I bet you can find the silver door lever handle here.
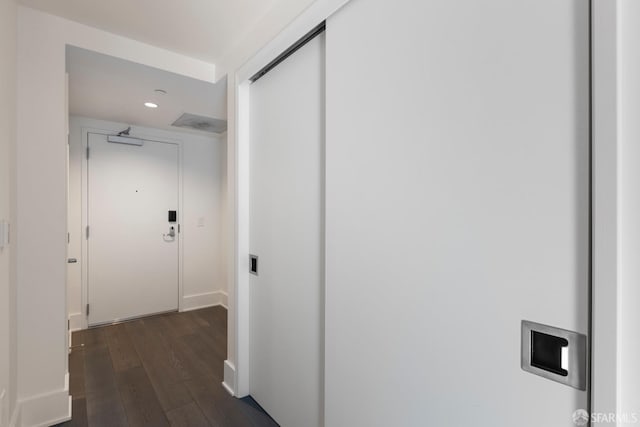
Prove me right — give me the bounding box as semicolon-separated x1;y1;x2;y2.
163;226;176;238
68;258;78;263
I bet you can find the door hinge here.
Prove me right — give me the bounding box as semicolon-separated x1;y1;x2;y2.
86;304;90;316
68;319;70;330
86;147;90;160
178;224;181;233
86;226;89;239
68;232;70;244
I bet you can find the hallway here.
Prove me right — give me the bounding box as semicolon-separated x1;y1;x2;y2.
58;307;277;427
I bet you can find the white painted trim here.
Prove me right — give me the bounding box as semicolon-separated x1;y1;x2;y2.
79;122;185;327
231;0;351;399
178;135;185;313
68;312;84;332
617;0;640;413
219;294;229;309
591;0;620;419
222;360;236;396
17;389;71;427
234;77;251;398
181;291;228;311
221;381;234;397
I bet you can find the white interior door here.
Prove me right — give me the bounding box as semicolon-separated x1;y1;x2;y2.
87;133;179;326
324;0;590;426
249;34;325;427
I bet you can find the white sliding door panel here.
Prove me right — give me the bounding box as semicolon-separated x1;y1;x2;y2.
249;34;325;427
325;1;589;426
87;133;179;325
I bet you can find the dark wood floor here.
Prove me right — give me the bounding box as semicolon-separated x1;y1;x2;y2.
57;307;278;427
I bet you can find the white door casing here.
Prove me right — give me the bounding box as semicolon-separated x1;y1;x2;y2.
87;133;179;326
249;34;325;427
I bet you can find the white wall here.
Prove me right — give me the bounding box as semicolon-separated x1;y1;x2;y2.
618;0;640;416
15;6;220;425
67;116;227;329
0;0;17;426
182;127;228;308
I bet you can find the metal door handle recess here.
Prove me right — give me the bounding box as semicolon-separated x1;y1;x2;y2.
521;320;587;390
249;254;258;275
67;258;78;263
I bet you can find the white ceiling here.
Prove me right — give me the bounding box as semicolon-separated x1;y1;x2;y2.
19;0;279;63
67;46;227;135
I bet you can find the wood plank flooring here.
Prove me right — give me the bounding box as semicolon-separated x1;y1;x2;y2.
57;307;278;427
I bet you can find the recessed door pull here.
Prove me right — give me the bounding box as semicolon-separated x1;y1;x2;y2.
68;258;78;263
249;254;259;275
521;320;587;390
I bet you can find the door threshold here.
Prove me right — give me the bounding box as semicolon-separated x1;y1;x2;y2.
88;309;179;328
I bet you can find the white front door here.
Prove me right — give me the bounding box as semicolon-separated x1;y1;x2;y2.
87;133;179;326
249;34;325;427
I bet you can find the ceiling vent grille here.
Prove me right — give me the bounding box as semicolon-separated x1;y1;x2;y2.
171;113;227;134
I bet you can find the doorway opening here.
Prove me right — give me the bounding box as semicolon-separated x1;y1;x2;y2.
62;45;264;426
65;45;229;329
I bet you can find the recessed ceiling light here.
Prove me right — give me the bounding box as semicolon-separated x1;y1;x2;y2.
144;102;158;108
154;89;167;95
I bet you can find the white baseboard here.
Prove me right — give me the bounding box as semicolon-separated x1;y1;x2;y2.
182;291;228;312
222;360;236;396
17;388;70;427
218;291;228;309
68;312;84;332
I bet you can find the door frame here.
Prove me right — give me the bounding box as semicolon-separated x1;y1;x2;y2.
228;0;351;398
590;0;620;419
78;124;185;329
228;0;628;417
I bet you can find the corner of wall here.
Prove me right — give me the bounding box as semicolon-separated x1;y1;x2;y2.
222;360;236;396
182;291;228;312
16;390;70;427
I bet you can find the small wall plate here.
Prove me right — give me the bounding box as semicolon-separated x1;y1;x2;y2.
521;320;587;390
